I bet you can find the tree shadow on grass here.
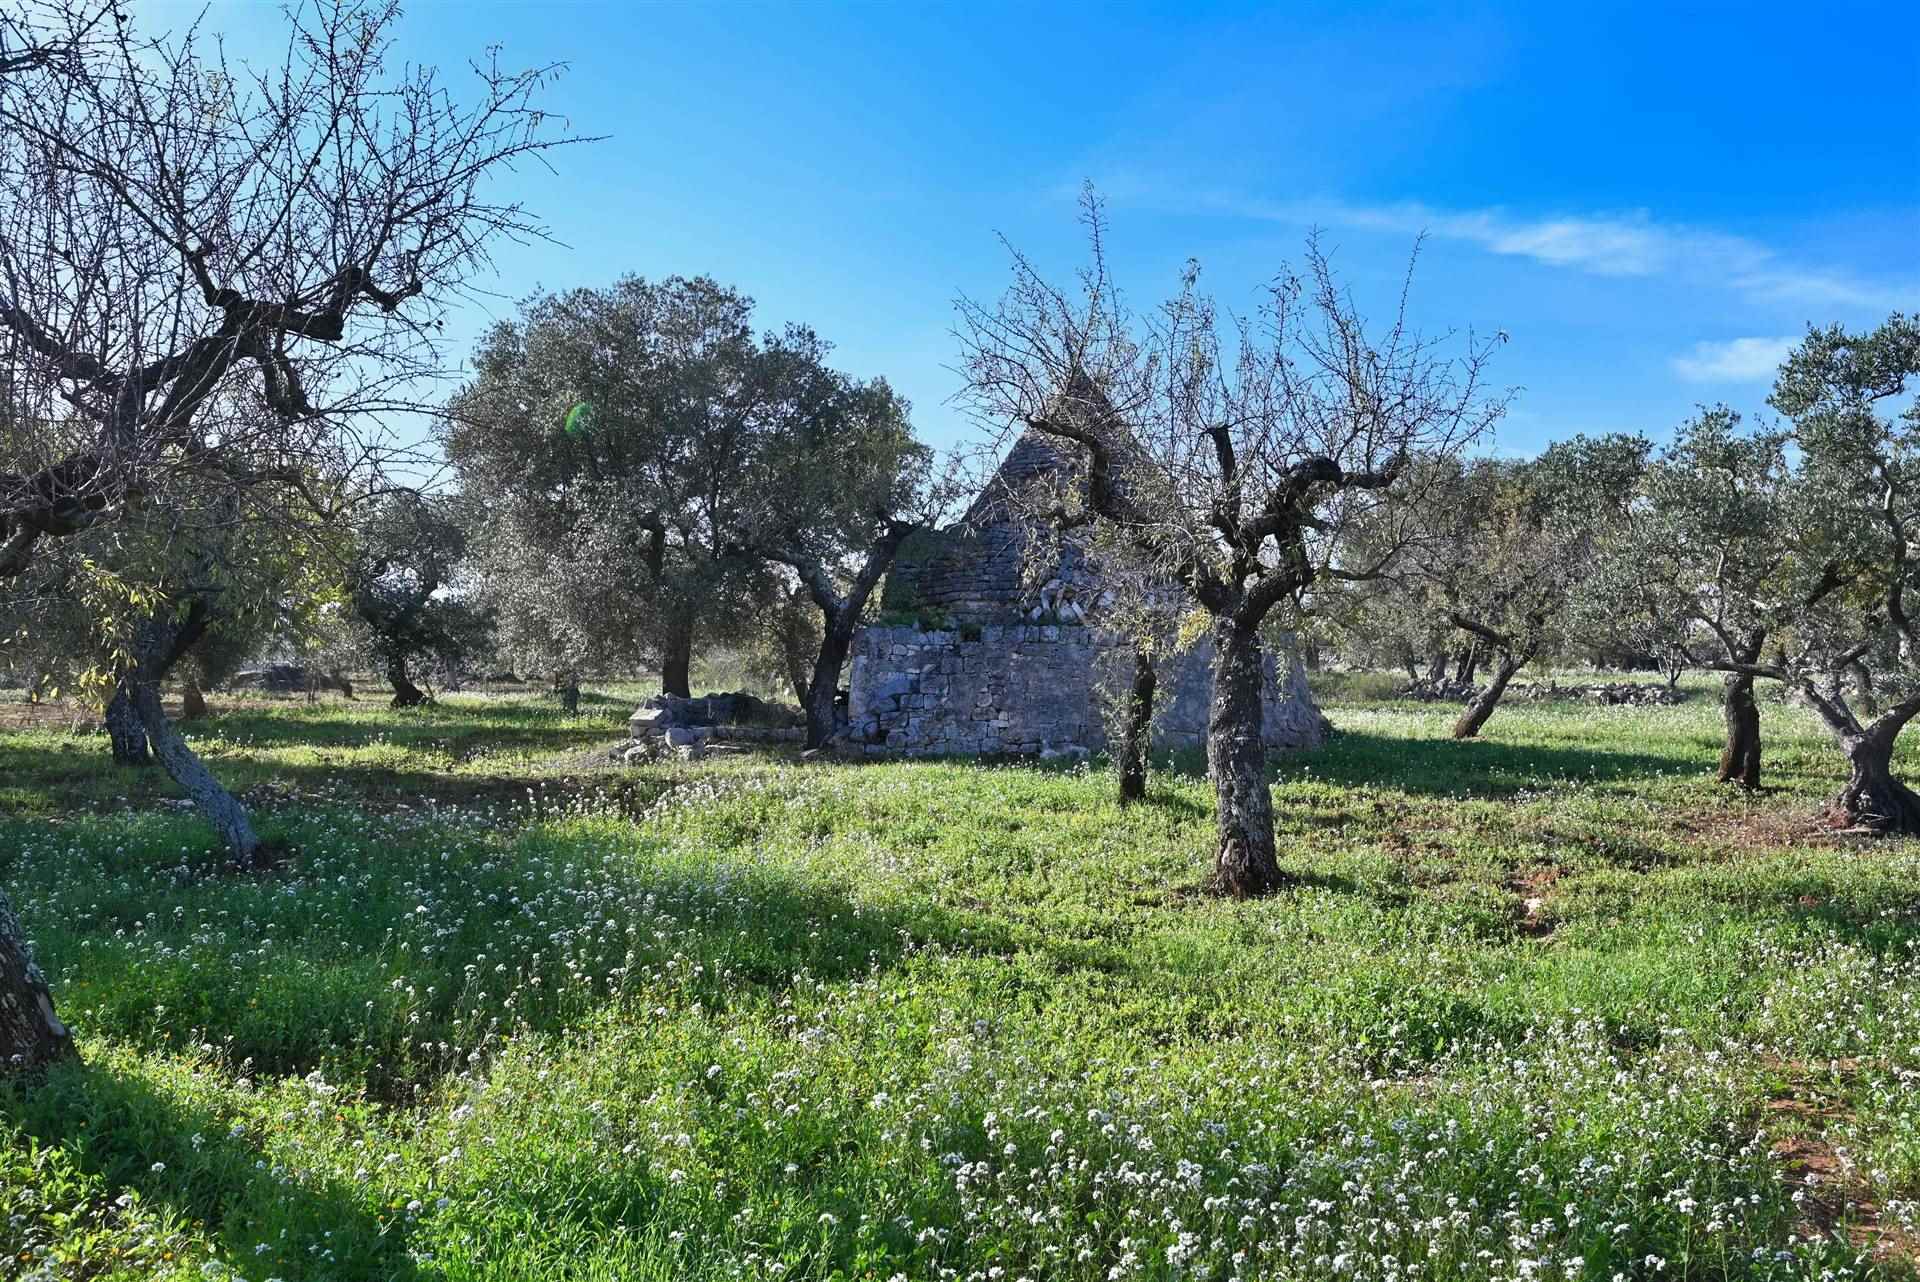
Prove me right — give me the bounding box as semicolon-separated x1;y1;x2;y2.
2;1060;425;1280
34;824;1015;1105
1308;730;1703;798
1136;730;1705;802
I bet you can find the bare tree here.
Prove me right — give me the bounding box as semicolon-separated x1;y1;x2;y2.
956;192;1506;896
0;0;569;828
0;0;571;578
0;0;573;1069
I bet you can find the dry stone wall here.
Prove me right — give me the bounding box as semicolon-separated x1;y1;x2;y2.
847;623;1328;757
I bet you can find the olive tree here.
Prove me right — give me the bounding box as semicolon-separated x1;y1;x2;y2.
446;277;793;697
1611;409;1797;788
1418;435;1648;739
346;491;492;707
1726;316;1920;833
956;196;1506;896
728;370;953;748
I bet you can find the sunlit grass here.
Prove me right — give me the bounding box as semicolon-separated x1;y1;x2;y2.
0;676;1916;1279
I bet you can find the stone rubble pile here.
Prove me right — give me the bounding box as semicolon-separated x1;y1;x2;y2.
1400;678;1686;706
618;690;807;763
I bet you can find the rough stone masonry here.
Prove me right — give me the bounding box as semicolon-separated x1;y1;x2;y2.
841;431;1330;758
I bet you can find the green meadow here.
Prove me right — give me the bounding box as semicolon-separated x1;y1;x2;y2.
1;678;1916;1280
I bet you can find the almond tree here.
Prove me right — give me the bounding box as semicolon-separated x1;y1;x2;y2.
956;194;1505;896
0;0;570;1068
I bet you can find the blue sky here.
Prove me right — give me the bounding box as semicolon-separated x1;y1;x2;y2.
157;0;1918;456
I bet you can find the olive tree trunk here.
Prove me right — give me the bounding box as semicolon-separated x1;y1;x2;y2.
761;520;918;752
1833;722;1920;835
0;888;73;1075
1455;641;1479;686
129;678;264;866
802;625;855;750
387;653;428;707
1451;652;1523;740
1118;647;1157;804
1208;620;1280;897
104;684;149;765
180;676;208;720
660;615;694;700
121;603;265;868
1717;671;1762;789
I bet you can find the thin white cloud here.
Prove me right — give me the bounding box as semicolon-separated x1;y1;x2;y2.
1671;336;1800;382
1179;191;1914;311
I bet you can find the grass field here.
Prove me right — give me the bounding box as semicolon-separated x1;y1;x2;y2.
1;676;1917;1280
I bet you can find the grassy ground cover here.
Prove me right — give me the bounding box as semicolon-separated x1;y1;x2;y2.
0;676;1916;1280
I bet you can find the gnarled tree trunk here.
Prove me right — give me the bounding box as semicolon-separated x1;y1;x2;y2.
1208;620;1280;897
1717;671;1762;789
0;888;74;1075
1451;652;1522;740
1834;725;1920;835
104;684;149;766
180;676;208;720
1455;641;1479;686
123;602;264;868
660;615;694;700
1118;647;1156;804
387;653;428;707
802;625;855;751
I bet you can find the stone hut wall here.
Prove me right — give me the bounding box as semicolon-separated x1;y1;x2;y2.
846;624;1328;757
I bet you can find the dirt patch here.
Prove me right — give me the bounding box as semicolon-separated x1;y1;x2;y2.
1757;1058;1917;1266
1509;866;1562;938
1676;804;1875;855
